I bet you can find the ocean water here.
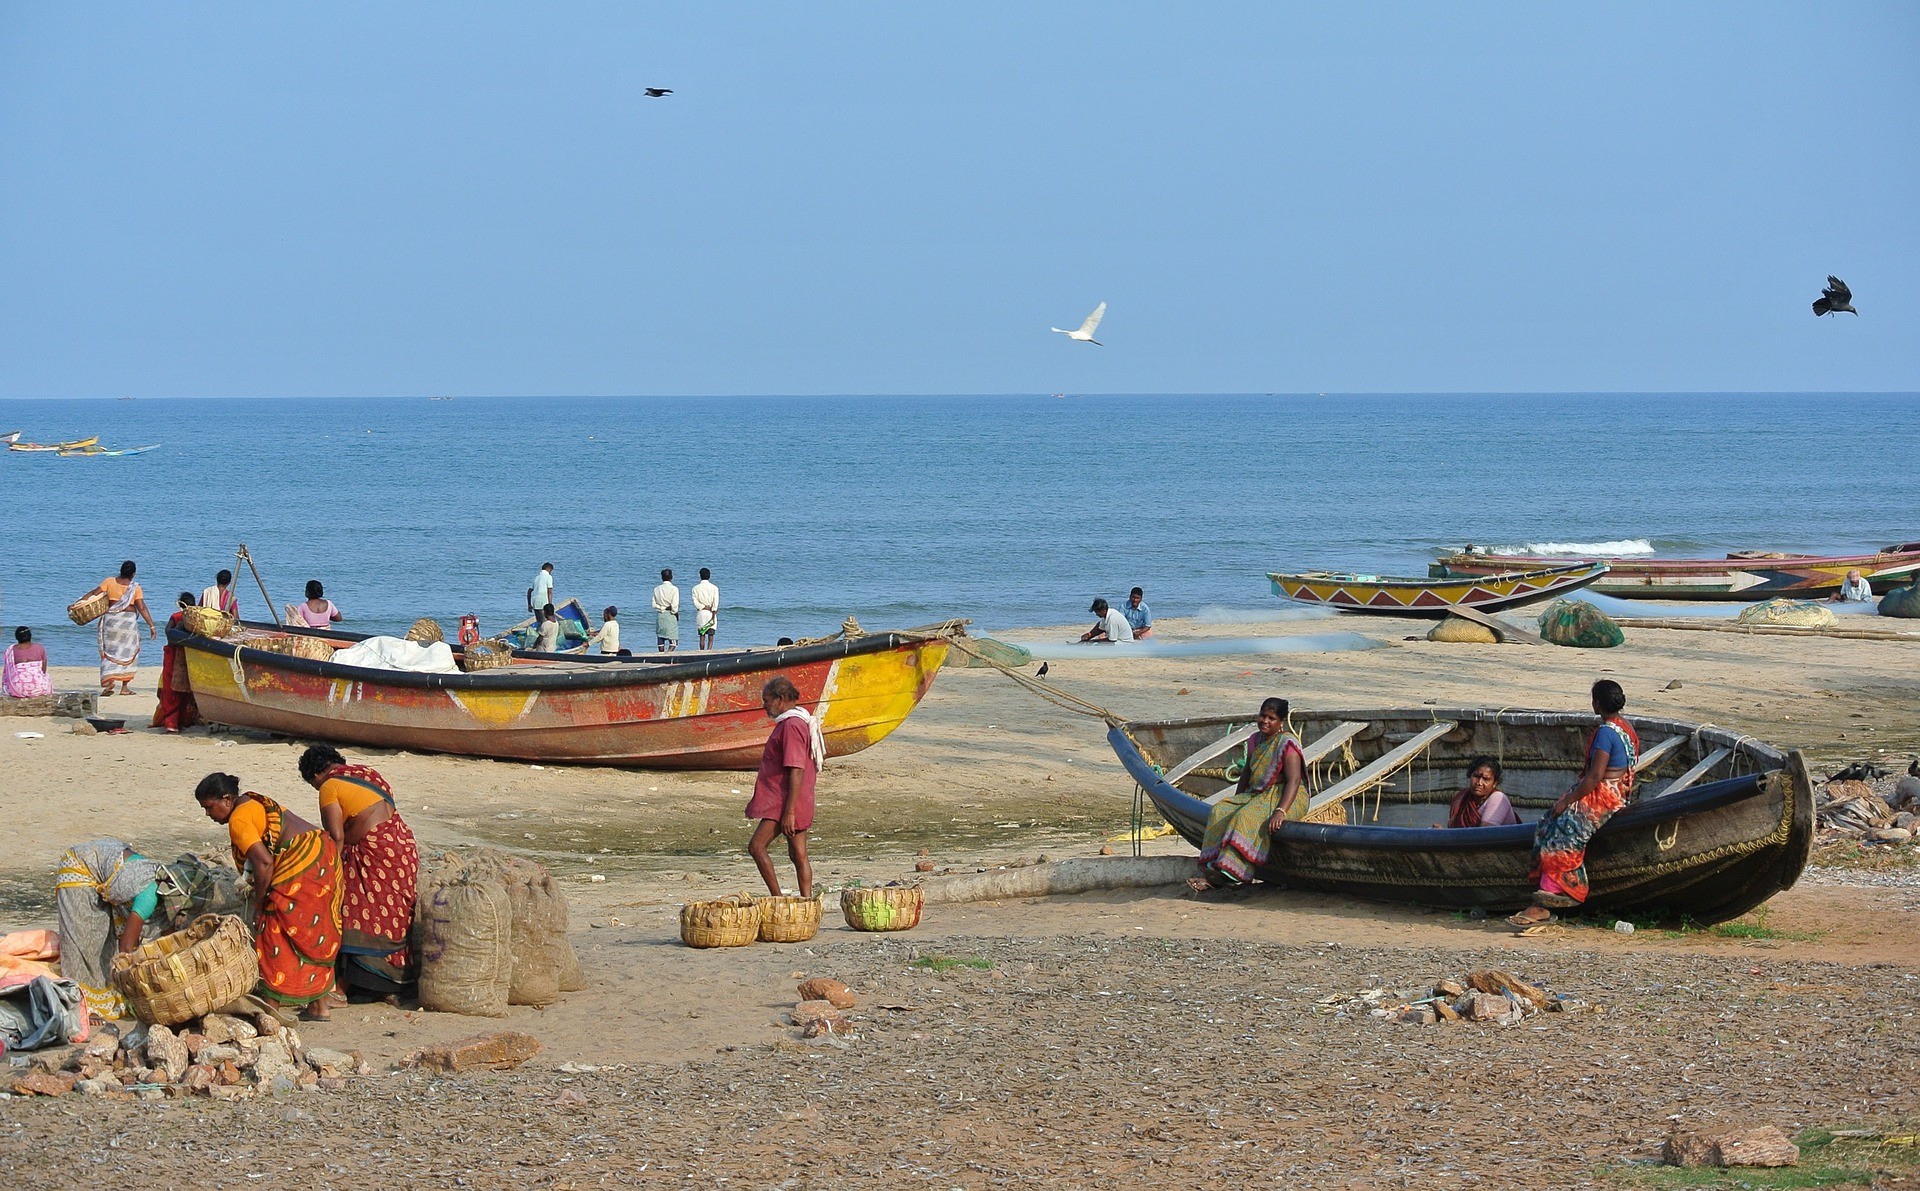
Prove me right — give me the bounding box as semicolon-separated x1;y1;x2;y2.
2;393;1914;662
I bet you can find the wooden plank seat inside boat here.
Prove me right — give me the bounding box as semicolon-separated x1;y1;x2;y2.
1191;721;1368;805
1108;707;1812;923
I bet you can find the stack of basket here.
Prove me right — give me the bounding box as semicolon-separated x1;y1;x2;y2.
182;605;236;638
840;885;923;932
680;895;762;948
108;914;257;1025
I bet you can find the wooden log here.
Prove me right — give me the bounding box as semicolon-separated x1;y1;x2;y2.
1305;721;1456;814
920;856;1196;905
1440;603;1546;646
1608;617;1920;642
0;691;98;719
1201;720;1368;806
1631;734;1687;776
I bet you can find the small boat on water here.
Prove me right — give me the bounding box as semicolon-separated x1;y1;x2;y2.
173;618;960;769
1269;562;1606;616
9;435;98;453
1;431;19;444
504;597;594;652
57;443;160;458
1432;542;1920;601
1109;707;1812;924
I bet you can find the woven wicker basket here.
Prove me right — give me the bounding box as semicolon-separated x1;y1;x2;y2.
181;605;236;638
67;592;110;626
840;886;923;932
406;617;445;644
248;633;336;662
459;639;514;672
753;894;824;943
109;914;256;1025
680;895;762;948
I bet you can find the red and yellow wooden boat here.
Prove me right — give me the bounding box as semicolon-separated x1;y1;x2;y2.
1432;542;1920;601
1269;562;1606;615
173;620;958;769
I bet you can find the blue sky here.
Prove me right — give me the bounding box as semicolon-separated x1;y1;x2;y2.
1;4;1915;397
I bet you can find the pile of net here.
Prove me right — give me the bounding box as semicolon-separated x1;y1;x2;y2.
414;847;585;1016
1537;599;1624;649
1427;616;1499;644
1880;584;1920;619
1735;598;1838;628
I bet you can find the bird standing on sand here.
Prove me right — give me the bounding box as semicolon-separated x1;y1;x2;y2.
1035;663;1049;679
1051;302;1107;345
1812;276;1857;316
644;87;673;98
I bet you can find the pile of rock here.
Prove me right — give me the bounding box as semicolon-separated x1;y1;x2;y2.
787;977;858;1041
1817;773;1919;845
1315;969;1592;1026
6;1010;367;1101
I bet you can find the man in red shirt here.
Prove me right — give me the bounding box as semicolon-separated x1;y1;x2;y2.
745;677;821;897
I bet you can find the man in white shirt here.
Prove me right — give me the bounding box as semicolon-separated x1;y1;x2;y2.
1831;569;1873;602
528;563;555;613
652;569;681;652
1080;598;1133;644
589;605;620;655
691;568;720;649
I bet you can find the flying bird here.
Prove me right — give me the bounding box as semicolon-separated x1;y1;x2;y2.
644;88;673;98
1812;276;1857;316
1051;302;1107;345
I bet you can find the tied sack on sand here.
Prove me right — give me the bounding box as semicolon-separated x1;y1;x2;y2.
1880;583;1920;619
1735;598;1838;628
414;848;584;1016
1537;599;1625;649
464;849;584;1007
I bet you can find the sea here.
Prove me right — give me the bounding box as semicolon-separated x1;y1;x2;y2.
2;393;1915;662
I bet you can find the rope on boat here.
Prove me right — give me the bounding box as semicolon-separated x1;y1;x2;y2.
923;630;1133;728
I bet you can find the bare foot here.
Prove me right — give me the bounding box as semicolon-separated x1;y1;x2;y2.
300;1006;330;1022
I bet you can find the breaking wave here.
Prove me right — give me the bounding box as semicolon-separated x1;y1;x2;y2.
1489;539;1656;557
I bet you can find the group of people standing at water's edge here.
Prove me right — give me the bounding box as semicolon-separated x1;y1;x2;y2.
526;562;720;654
1192;680;1637;931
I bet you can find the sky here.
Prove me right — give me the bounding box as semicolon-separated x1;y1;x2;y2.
0;4;1915;397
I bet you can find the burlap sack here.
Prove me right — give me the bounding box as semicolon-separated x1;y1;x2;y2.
415;856;513;1017
1427;616;1498;644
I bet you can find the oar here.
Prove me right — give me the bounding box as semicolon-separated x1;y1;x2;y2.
236;544;283;627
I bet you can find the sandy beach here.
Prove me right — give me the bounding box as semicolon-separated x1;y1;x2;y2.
3;611;1918;1186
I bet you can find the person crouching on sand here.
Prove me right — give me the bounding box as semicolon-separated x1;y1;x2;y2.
746;677;822;897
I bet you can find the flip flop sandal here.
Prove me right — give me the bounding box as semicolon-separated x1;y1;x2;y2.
1506;910;1557;929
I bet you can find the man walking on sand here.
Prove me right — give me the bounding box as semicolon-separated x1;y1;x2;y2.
746;677;820;897
691;567;719;650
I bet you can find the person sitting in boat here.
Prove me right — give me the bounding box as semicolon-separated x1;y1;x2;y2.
1187;697;1306;892
1509;680;1637;929
1079;598;1133;644
533;603;561;652
287;580;343;628
1441;756;1520;828
588;605;620;655
200;569;239;617
2;626;51;698
1830;569;1873;602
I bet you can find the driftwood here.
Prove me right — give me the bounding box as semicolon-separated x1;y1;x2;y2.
920;856;1195;905
1609;616;1920;642
0;691;99;719
1441;604;1546;646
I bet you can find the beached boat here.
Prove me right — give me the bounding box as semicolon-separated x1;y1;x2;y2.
1269;562;1605;615
171;619;958;769
9;435;98;453
1432;543;1920;601
1109;707;1811;924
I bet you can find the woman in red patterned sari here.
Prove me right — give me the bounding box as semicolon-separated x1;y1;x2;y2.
151;593;200;734
299;745;418;1000
194;772;343;1019
1509;681;1638;929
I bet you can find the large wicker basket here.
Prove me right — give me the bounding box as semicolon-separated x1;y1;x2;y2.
246;633;336;662
753;894;824;943
459;639;514;672
406;617;444;644
680;895;762;948
840;886;924;933
181;605;235;638
110;914;256;1025
67;592;110;626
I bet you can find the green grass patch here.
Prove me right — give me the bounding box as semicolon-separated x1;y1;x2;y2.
910;953;994;973
1606;1127;1920;1188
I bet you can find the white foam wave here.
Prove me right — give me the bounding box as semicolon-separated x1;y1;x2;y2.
1489;539;1656;557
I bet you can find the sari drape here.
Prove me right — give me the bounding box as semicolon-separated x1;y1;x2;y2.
1530;717;1639;904
233;795;343;1007
152;612;199;731
1196;730;1305;887
318;764;418;993
97;581;141;683
55;841;161;1019
2;644;52;698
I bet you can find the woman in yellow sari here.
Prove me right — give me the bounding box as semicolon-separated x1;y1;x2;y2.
1189;697;1306;892
194;772;343;1020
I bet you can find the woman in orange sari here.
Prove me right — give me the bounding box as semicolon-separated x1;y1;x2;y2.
152;593;200;734
194;772;343;1019
299;745;417;999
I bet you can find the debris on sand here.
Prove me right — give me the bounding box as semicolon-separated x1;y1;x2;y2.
1313;968;1595;1026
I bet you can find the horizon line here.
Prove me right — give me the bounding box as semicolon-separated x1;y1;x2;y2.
2;390;1917;402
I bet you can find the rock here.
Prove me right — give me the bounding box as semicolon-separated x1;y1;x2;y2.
1889;776;1920;811
216;1061;244;1086
1466;991;1518;1023
409;1031;543;1074
181;1032;208;1060
11;1071;78;1096
71;720;98;736
1434;999;1461;1022
1663;679;1683;690
1466;969;1551;1011
1869;827;1913;843
790;999;845;1027
201;1013;259;1044
1893;812;1917;831
83;1031;122;1061
1824;779;1875;804
915;859;937;871
317;1076;347;1092
249;1034;303;1092
1665;1125;1800;1168
1432;978;1466;999
1395;1005;1438;1025
198;1043;241;1066
797;978;856;1009
145;1024;190;1083
208;1083;251;1101
75;1077;120;1097
302;1047;360;1079
27;1045;80;1074
254;1012;283;1037
182;1064;217;1092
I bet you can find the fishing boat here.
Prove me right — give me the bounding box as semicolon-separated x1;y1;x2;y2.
9;435;98;453
57;443;160;458
171;619;959;769
1269;562;1606;615
1109;707;1812;924
1;431;19;444
1432;543;1920;601
504;597;594;652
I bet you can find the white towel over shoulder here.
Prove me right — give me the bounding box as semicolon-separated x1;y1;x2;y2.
774;706;826;770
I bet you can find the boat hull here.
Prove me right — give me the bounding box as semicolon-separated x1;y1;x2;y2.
1269;563;1605;616
1432;547;1920;600
177;623;951;769
1109;708;1812;924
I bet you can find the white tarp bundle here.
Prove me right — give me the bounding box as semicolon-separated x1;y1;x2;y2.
330;636;460;674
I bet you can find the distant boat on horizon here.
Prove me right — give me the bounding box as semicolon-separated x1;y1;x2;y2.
429;395;454;401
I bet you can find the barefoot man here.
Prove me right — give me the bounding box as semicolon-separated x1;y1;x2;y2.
746;677;823;897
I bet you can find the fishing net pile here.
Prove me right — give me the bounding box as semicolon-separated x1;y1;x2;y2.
1735;599;1838;628
1537;599;1624;648
1880;584;1920;619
